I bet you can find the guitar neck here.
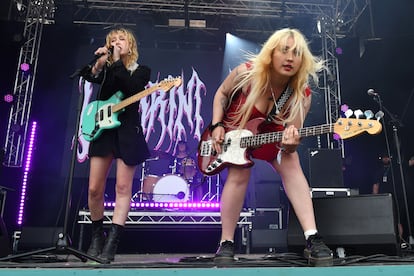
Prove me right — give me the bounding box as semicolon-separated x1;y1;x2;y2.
112;85;160;113
241;123;334;148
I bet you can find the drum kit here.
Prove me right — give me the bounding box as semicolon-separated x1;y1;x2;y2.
132;150;220;203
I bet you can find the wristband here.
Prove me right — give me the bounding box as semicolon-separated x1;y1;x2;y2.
209;122;225;132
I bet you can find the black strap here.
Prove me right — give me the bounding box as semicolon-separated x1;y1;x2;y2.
266;86;293;122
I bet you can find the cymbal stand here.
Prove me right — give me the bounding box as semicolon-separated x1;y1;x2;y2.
171;158;178;174
131;161;146;202
201;174;220;202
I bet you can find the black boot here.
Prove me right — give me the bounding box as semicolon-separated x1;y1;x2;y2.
87;219;105;257
100;223;124;263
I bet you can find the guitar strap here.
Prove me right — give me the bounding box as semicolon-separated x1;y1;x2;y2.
266;85;293;122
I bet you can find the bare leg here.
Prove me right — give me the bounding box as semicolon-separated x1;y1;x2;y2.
272;152;316;232
88;156;113;221
273;152;333;266
112;158;137;226
219;167;251;241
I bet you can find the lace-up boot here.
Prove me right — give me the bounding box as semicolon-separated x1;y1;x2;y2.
214;240;235;264
304;233;333;267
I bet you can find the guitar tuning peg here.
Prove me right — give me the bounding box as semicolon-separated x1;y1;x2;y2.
344;109;353;118
364;110;374;119
375;111;384;120
354;109;363;119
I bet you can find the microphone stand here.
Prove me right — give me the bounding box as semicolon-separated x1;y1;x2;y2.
0;64;105;263
372;94;413;245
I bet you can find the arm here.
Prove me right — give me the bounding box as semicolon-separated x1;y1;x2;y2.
282;92;312;153
211;63;247;125
211;63;247;153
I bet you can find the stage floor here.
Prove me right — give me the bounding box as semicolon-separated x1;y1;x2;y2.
0;251;414;276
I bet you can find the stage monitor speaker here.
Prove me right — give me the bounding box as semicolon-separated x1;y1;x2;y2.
250;208;287;253
287;194;400;256
252;181;283;208
0;217;10;257
308;148;343;188
18;227;63;251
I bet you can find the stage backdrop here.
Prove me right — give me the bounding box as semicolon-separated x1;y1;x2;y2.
60;32;330;205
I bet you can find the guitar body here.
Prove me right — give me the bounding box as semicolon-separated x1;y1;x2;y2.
198;118;266;175
81;91;124;142
81;77;182;142
198;115;383;176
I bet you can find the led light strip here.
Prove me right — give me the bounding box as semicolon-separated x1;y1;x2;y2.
17;121;37;225
104;201;220;210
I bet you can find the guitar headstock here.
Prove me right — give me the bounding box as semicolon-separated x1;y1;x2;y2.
333;109;383;139
158;76;182;91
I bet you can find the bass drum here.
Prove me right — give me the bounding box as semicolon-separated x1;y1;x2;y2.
152;175;189;202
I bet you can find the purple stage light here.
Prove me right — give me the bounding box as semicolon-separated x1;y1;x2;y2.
4;94;13;103
20;62;30;72
17;121;37;225
104;201;220;210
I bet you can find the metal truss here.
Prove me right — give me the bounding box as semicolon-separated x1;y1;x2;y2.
78;210;253;227
71;0;370;35
78;209;253;251
317;1;370;150
3;0;56;167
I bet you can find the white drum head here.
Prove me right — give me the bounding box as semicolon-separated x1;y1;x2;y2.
152;175;189;202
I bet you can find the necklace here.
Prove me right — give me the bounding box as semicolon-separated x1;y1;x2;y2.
271;87;280;115
270;86;293;116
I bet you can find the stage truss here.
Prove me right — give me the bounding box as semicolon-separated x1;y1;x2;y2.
77;209;254;252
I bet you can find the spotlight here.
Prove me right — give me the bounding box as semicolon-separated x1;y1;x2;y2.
16;0;23;12
316;20;322;34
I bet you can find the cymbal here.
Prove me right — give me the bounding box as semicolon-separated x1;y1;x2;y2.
148;150;172;159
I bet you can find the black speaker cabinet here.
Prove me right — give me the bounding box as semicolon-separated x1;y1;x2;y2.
250;208;287;253
308;148;344;188
288;194;400;256
0;217;10;257
18;227;63;251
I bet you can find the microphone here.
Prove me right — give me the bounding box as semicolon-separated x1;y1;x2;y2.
367;89;378;96
69;46;113;79
94;46;114;59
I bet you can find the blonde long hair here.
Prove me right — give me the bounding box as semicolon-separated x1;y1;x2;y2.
105;27;139;70
229;28;324;129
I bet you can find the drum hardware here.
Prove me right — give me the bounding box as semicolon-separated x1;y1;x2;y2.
201;174;221;202
145;156;159;162
171;158;178;174
131;160;148;202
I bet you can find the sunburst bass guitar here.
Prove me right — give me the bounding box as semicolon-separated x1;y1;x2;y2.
198;116;382;175
81;77;182;142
